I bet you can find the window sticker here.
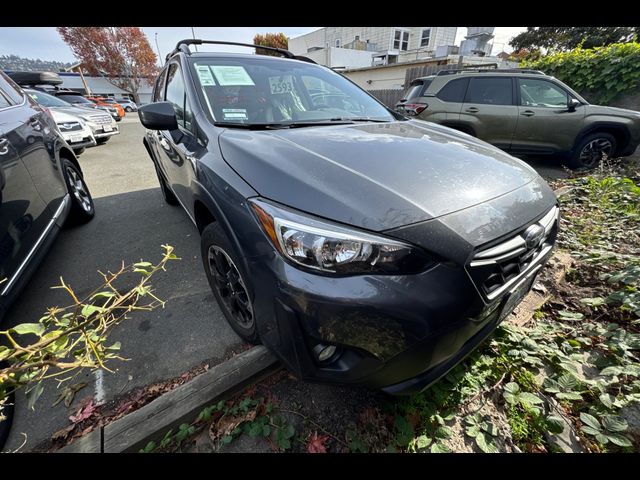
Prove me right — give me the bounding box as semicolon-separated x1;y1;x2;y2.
195;65;216;86
269;75;294;95
222;108;248;120
210;66;255;86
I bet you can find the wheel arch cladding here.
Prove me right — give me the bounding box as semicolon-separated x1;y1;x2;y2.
59;147;82;175
194;199;216;234
576;124;630;154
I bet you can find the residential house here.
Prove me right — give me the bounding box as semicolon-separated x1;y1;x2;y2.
289;27;458;68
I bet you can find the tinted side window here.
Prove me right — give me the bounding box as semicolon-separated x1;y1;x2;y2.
465;77;513;105
153;68;168;102
165;63;194;132
0;72;24;105
437;78;469;103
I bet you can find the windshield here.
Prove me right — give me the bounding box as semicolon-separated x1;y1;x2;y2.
189;56;394;126
25;89;72;108
57;94;93;105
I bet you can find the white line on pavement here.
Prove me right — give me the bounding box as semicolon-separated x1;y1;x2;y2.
94;369;105;404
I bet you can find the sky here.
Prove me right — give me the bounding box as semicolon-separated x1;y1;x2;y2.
0;27;527;64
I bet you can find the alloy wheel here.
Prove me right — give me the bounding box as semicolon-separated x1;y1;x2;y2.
66;166;92;213
207;245;254;329
579;138;613;168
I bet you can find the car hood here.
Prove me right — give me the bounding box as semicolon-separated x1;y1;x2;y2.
52;105;104;119
49;110;81;123
219;120;541;231
585;104;640;118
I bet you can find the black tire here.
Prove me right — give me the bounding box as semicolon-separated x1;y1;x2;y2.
61;157;95;225
201;222;259;344
565;132;617;170
125;107;133;112
73;147;85;156
154;164;179;205
96;137;110;145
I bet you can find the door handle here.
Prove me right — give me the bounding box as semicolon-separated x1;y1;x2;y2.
521;110;535;117
465;107;479;113
0;138;9;155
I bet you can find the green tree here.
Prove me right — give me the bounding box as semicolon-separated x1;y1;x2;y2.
510;27;640;53
253;32;289;56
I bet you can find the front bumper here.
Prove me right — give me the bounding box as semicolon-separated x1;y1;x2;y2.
87;123;120;139
250;228;556;395
60;129;96;150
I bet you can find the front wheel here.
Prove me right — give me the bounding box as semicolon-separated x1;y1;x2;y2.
566;133;617;170
62;157;95;225
125;107;133;112
96;137;110;145
201;222;259;344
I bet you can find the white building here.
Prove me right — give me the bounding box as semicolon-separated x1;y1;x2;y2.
289;27;458;68
459;27;495;56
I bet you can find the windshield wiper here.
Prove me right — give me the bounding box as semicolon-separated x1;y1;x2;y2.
214;118;391;130
214;120;355;130
328;117;390;123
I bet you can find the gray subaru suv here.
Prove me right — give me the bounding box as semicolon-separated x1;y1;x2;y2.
396;68;640;169
139;40;559;395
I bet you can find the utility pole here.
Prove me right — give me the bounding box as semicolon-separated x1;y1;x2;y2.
191;27;198;51
155;32;163;66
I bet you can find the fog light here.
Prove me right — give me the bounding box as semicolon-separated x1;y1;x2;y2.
313;344;337;363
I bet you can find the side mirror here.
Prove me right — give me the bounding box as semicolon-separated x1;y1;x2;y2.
139;102;178;131
567;98;581;112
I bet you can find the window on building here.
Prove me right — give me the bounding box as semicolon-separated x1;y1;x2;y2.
335;38;341;48
465;77;513;105
393;30;409;51
420;29;431;47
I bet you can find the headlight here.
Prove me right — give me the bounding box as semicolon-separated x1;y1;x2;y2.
58;122;77;130
249;198;433;275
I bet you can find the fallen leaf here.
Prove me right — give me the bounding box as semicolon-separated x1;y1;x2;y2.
306;431;329;453
69;400;99;424
53;382;88;408
209;409;257;446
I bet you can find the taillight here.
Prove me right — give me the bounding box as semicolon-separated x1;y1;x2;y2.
403;103;428;116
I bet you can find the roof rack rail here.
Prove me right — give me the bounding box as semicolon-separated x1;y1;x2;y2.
166;39;303;62
435;66;545;77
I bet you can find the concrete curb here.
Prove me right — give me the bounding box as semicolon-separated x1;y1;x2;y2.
58;346;279;453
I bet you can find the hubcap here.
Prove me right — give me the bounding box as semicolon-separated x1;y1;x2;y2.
66;166;92;212
207;246;254;329
579;138;613;168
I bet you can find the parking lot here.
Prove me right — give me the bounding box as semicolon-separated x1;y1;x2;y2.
2;114;570;451
3;115;245;451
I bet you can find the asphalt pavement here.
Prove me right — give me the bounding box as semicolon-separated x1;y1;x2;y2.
3;115;243;451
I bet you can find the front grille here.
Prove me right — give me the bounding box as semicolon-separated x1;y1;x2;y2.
467;206;559;300
89;114;112;125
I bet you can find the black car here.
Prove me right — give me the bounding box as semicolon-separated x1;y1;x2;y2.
0;71;95;320
139;40;558;395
